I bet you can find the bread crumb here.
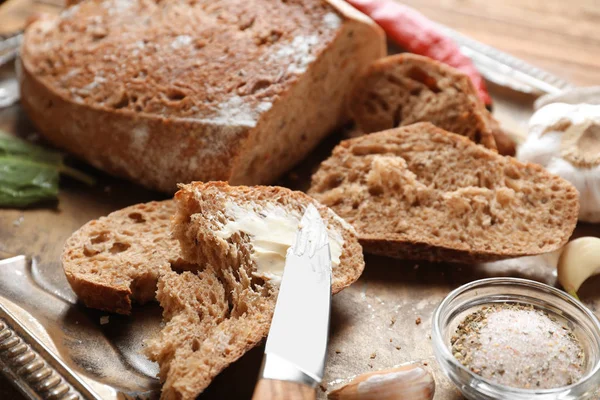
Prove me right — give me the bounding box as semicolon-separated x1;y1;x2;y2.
395;345;401;350
323;12;342;29
416;317;422;325
319;383;327;392
370;352;376;359
171;35;192;49
100;316;109;325
390;316;396;326
423;362;428;366
335;349;341;354
389;338;393;342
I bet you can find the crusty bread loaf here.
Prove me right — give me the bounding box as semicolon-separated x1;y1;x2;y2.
62;200;189;314
20;0;385;193
309;123;579;263
145;182;364;400
348;54;515;155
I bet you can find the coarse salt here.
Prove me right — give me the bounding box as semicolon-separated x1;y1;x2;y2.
452;304;584;389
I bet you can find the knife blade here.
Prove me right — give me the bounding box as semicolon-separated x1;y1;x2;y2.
252;204;332;400
436;25;575;96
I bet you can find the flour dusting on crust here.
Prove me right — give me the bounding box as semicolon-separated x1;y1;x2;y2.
272;35;320;75
199;96;272;128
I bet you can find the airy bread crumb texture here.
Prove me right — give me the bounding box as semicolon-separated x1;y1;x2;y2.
309;123;579;263
145;182;364;400
62;200;190;315
349;54;503;152
145;267;272;400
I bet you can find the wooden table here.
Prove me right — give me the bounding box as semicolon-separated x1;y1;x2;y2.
401;0;600;87
1;1;599;399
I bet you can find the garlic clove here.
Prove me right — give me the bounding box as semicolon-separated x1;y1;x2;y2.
557;236;600;298
327;364;435;400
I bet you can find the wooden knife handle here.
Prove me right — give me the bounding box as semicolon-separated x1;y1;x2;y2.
252;378;316;400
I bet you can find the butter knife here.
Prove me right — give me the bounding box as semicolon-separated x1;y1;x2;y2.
252;204;332;400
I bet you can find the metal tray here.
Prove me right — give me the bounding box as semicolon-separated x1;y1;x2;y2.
0;254;161;399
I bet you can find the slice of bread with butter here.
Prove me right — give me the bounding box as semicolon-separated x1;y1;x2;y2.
171;182;358;286
62;182;364;399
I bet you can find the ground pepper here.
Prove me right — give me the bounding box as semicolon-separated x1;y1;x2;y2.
451;303;584;389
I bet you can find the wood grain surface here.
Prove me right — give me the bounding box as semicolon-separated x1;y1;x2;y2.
0;1;599;400
400;0;600;87
0;0;61;34
252;379;316;400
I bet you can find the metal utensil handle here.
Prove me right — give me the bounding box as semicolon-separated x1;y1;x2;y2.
0;257;102;400
438;25;575;95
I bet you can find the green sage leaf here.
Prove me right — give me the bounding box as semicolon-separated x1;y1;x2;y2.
0;130;94;208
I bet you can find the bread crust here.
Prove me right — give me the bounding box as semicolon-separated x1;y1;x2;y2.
62;200;184;315
349;54;517;155
309;122;580;263
20;0;385;193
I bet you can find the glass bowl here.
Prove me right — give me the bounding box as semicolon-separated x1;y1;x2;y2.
432;277;600;400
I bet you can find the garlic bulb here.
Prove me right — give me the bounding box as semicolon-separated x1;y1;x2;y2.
517;103;600;222
328;364;435;400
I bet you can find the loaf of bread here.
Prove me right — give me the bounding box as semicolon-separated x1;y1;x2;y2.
348;54;516;155
20;0;385;192
309;123;579;263
146;182;364;400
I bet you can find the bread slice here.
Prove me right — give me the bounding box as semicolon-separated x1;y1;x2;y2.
62;200;191;314
19;0;385;193
348;54;516;155
145;182;364;400
308;123;579;263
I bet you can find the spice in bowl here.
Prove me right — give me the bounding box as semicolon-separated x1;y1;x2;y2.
451;303;584;389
